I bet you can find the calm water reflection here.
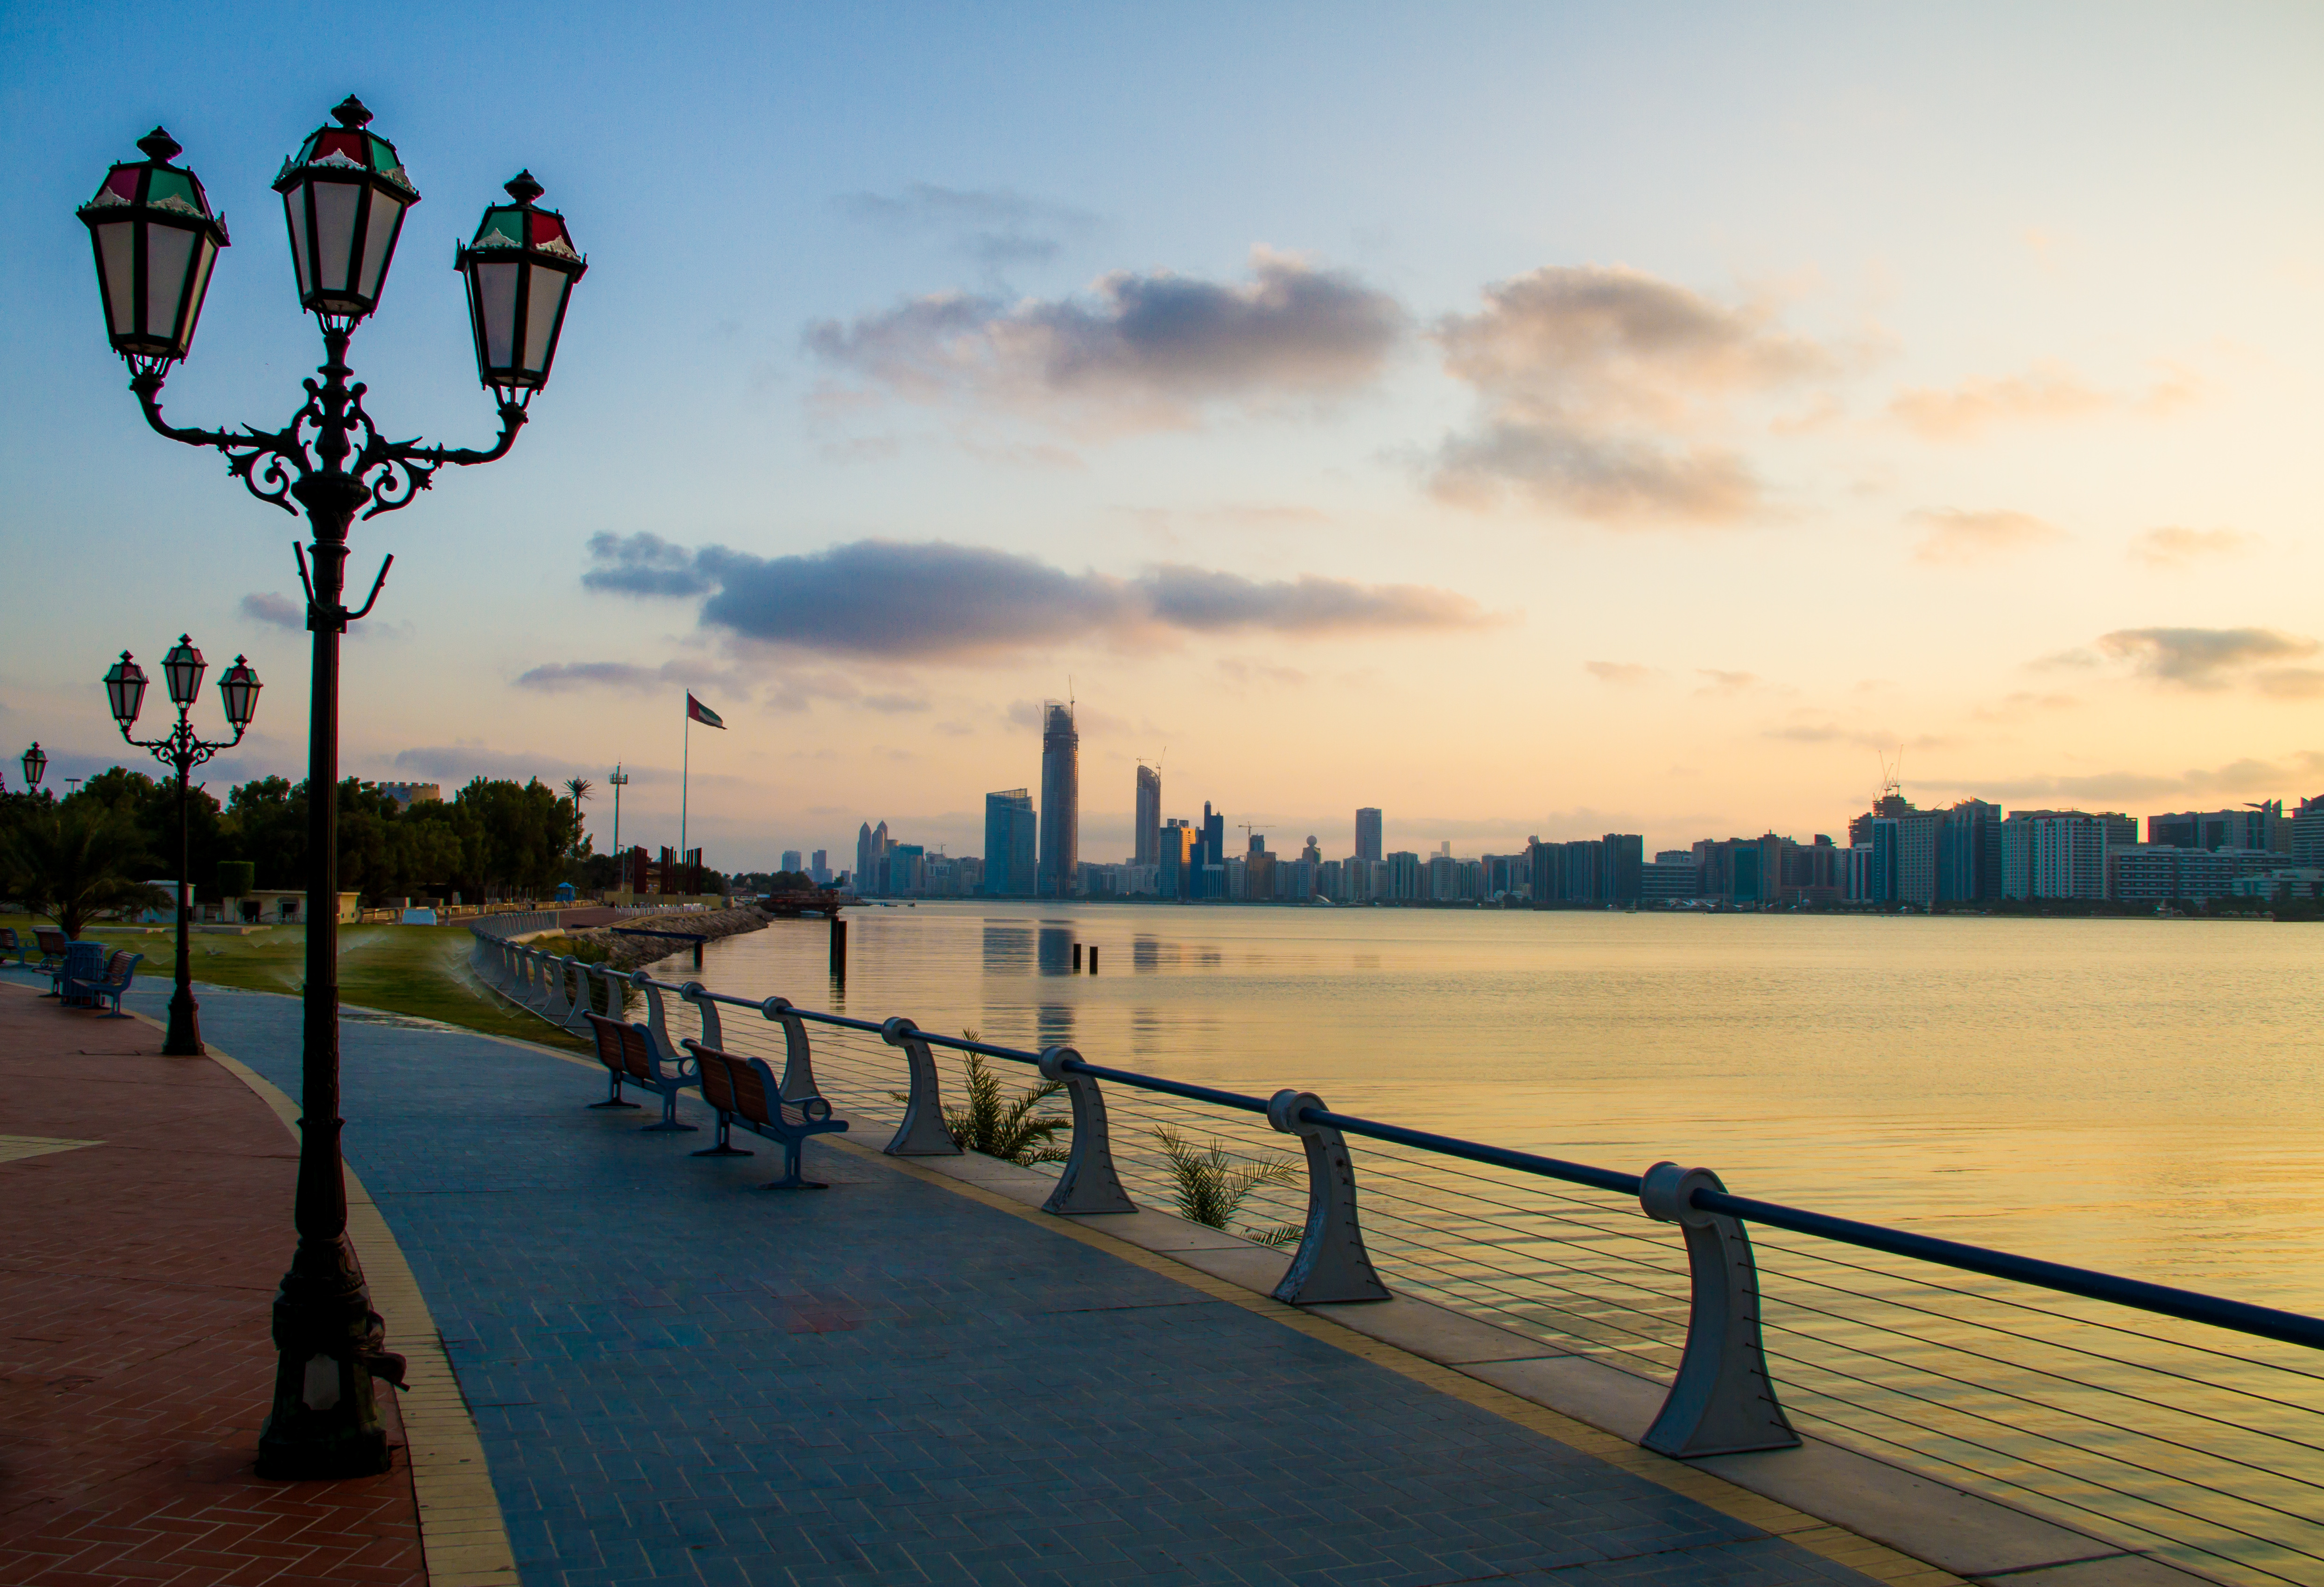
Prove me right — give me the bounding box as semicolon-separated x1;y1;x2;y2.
688;901;2324;1311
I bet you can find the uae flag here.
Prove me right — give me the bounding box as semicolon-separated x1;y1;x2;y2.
686;693;725;729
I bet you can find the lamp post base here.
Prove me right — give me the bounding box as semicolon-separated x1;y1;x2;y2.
254;1233;395;1480
162;986;204;1057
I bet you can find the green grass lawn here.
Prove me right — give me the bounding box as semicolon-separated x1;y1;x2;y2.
4;915;580;1049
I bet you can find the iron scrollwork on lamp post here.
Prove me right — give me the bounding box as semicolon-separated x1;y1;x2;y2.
105;639;259;1058
77;97;586;1480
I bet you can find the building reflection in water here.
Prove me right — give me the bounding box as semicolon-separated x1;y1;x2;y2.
982;924;1033;975
1036;925;1073;976
1036;1001;1074;1051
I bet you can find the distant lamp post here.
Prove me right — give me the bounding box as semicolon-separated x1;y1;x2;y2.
79;97;585;1481
609;765;629;896
106;639;259;1057
21;743;47;789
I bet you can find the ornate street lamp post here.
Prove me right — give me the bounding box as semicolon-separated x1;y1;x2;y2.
21;743;47;789
78;98;585;1480
105;639;260;1056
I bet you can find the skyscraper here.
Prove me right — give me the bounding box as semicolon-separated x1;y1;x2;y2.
983;789;1037;896
1038;701;1078;898
781;849;803;874
1134;763;1162;867
1355;807;1382;863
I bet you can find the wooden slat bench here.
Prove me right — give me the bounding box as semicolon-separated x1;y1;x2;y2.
683;1038;848;1190
581;1011;698;1132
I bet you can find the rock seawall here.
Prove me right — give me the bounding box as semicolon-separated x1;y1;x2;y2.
562;906;770;973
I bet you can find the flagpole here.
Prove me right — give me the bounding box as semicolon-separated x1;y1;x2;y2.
680;705;690;895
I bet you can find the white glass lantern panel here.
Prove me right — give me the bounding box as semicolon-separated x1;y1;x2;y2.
145;226;195;343
357;187;401;302
182;237;218;347
313;181;359;295
522;264;568;374
99;222;136;338
474;261;518;367
282;190;312;299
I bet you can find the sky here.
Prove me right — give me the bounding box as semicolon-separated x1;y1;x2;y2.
5;2;2324;869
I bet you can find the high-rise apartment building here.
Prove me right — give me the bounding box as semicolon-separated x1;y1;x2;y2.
809;850;830;884
2148;802;2289;853
983;789;1037;896
2000;810;2136;899
1134;763;1162;868
781;849;803;874
855;821;892;895
1354;808;1383;863
2294;796;2324;868
1038;701;1078;898
1158;820;1195;899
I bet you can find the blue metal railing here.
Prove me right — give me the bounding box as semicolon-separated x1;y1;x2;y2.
471;934;2324;1586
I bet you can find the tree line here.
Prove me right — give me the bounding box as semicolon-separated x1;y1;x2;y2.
0;769;592;932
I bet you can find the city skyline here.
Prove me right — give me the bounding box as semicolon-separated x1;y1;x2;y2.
9;7;2324;871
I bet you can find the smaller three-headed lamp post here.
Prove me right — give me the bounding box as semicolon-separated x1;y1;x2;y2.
78;97;585;1480
105;639;260;1056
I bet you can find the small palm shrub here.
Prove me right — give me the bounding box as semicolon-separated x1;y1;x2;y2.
1152;1126;1303;1247
945;1052;1071;1164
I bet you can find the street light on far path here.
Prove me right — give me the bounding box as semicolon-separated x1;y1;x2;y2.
106;637;260;1057
79;96;586;1481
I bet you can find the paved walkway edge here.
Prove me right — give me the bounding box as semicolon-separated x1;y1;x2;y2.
155;1014;521;1587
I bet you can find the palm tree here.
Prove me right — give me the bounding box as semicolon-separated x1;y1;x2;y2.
1151;1126;1303;1247
943;1044;1071;1165
562;777;592;863
1;802;165;939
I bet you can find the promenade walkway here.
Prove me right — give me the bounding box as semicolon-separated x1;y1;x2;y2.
0;981;426;1587
25;973;1936;1586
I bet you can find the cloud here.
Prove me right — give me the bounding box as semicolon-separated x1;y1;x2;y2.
2128;526;2261;569
1218;657;1309;688
1889;362;2205;440
1975;751;2324;804
2095;627;2320;689
512;658;734;694
1888;365;2108;439
1972;691;2081;722
1695;669;1761;695
239;592;304;631
1429;264;1841;523
1583;660;1659;686
1763;721;1953;751
860;692;930;713
585;536;1489;662
833;182;1099;270
805;247;1406;430
579;533;713;598
1908;508;2068;566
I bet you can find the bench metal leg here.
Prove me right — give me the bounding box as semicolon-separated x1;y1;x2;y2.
691;1111;754;1157
640;1086;698;1132
760;1135;827;1191
588;1072;641;1109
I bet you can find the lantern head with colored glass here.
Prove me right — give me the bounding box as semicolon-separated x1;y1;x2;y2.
21;743;47;789
218;656;263;732
274;96;419;325
162;635;207;708
106;652;150;730
77;128;232;378
456;172;586;403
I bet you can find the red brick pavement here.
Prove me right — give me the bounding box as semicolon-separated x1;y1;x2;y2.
0;982;426;1587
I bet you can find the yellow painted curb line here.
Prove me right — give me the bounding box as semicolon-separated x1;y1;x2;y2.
127;1009;521;1587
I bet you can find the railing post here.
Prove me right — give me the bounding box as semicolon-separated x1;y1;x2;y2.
631;972;679;1064
761;997;820;1101
558;956;592;1030
540;953;572;1024
680;981;722;1050
880;1016;959;1156
1638;1161;1799;1457
1036;1046;1134;1214
1267;1090;1389;1305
